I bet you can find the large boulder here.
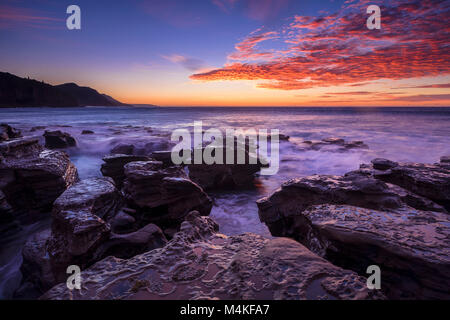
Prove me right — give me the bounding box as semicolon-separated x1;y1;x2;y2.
43;130;76;149
257;159;450;299
47;177;121;279
0;124;22;142
110;144;134;155
0;138;78;220
41;212;384;300
101;154;151;188
187;140;264;190
188;162;263;190
123;161;212;228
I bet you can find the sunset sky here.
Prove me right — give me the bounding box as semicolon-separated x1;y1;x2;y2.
0;0;449;106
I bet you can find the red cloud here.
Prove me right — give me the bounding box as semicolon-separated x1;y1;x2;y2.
193;0;450;90
228;31;278;61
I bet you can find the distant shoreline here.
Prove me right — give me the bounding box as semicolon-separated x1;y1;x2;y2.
1;105;449;109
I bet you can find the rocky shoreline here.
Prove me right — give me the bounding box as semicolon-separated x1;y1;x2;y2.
0;123;449;300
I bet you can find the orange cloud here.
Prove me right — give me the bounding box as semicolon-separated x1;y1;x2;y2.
192;0;450;91
228;30;278;61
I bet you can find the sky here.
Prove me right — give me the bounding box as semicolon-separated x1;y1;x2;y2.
0;0;449;106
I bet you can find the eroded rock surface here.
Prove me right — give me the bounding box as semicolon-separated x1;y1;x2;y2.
257;158;450;299
296;204;450;299
41;212;384;300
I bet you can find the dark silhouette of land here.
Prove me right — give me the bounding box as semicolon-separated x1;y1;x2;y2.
0;72;128;107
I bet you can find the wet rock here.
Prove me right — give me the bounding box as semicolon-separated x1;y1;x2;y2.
110;209;136;233
371;158;398;170
187;142;264;190
263;132;290;141
110;144;134;155
150;151;174;167
342;140;368;150
101;154;152;188
0;124;22;142
299;137;368;152
95;223;167;260
42;212;384;300
43;130;76;149
361;160;450;211
322;137;345;145
81;130;94;135
21;230;55;292
0;145;78;219
188;163;263;190
43;178;121;284
52;177;122;221
30;126;47;132
123;161;212;228
441;156;450;164
0;137;43;158
139;140;175;155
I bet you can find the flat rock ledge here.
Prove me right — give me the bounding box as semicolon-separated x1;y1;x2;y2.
41;212;384;300
257;158;450;299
